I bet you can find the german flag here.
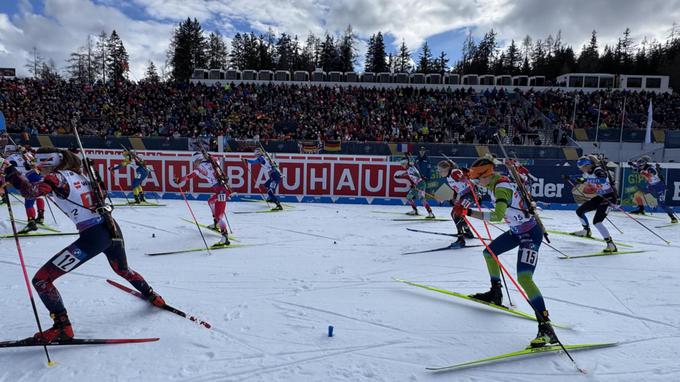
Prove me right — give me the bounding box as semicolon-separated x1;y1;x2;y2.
323;140;342;152
299;140;321;154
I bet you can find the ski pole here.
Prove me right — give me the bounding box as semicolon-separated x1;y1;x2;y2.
465;181;515;307
110;169;131;204
3;191;55;366
462;214;583;373
44;196;58;225
487;221;570;258
605;216;624;235
613;206;670;245
177;184;212;255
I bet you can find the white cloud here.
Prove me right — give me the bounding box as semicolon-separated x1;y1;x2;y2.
1;0;679;79
0;0;172;79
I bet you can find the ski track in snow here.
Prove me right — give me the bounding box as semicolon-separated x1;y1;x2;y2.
1;200;680;381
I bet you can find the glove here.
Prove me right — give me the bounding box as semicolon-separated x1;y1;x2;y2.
583;183;597;194
453;202;469;217
575;177;585;184
3;161;18;178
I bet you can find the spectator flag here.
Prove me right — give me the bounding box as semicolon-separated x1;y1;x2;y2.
644;100;653;144
323;140;342;152
299;140;321;154
0;111;5;133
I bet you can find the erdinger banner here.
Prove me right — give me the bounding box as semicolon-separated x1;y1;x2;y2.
87;150;413;204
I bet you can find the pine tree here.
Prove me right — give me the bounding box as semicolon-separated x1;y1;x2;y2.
243;33;260;70
257;33;274;70
66;51;88;82
434;51;448;74
459;29;476;74
107;30;129;83
299;33;319;71
319;34;339;72
95;31;109;81
66;36;95;83
24;46;43;79
577;30;600;72
364;34;375;72
599;45;617;73
66;35;96;83
531;39;547;75
144;61;161;82
395;39;412;73
229;33;245;70
207;31;228;69
470;29;497;74
290;35;302;71
371;32;388;73
338;25;357;72
505;40;520;75
521;35;532;62
169;18;207;81
41;58;61;81
416;41;433;73
275;33;294;71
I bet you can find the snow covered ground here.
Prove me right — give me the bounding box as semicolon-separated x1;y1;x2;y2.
1;199;679;381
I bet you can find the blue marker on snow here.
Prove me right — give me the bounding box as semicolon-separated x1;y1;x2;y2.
328;325;334;337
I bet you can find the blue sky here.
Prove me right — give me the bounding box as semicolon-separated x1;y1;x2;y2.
1;0;678;79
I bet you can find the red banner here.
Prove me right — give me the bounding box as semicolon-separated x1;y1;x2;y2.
86;150;406;200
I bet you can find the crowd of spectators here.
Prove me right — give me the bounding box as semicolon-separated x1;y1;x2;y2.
0;78;544;145
526;89;680;136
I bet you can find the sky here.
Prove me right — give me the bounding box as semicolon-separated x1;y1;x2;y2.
1;0;679;80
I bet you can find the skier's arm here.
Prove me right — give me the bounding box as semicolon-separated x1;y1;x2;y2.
466;186;511;223
5;169;62;199
111;158;131;171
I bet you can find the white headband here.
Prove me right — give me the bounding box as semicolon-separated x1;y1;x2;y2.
35;152;62;167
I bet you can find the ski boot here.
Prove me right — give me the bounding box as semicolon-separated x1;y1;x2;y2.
36;210;45;225
670;214;678;224
603;237;617;253
207;219;218;231
406;209;419;216
214;232;230;247
133;194;141;204
630;206;645;215
529;314;558;348
570;225;591;238
271;202;283;211
425;211;436;219
145;290;166;307
18;218;38;234
469;281;503;306
139;192;147;203
35;311;74;344
448;237;466;249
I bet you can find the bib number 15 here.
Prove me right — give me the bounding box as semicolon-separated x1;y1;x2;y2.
520;248;538;266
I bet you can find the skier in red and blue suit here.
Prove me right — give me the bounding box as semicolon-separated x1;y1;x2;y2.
2;147;164;344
